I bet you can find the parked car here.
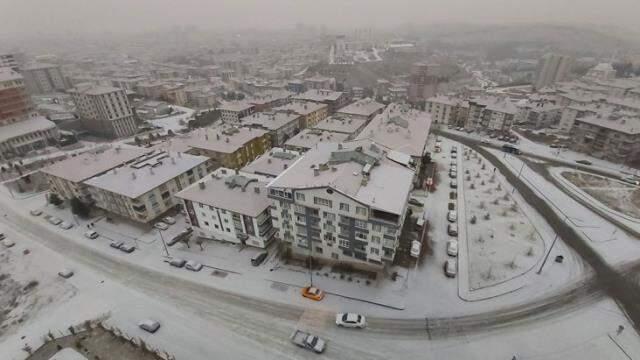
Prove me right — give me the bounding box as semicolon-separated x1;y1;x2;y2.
58;269;74;279
576;159;592;165
450;180;458;189
444;259;458;278
167;227;192;246
2;239;15;248
138;319;161;333
447;210;457;223
449;171;457;179
451;152;457;159
290;330;326;354
169;258;187;268
162;216;176;225
451;146;457;153
154;222;169;231
447;240;459;257
48;217;63;225
251;251;268;266
335;313;367;329
0;232;4;240
30;209;43;216
502;144;522;155
410;240;421;258
481;138;489;144
119;244;136;253
447;223;458;237
185;260;203;272
110;241;124;249
84;230;99;239
408;197;424;207
489;133;498;139
59;222;74;230
301;286;325;301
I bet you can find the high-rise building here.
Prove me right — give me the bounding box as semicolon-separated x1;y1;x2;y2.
21;63;68;94
534;53;574;90
0;67;58;158
69;83;137;138
408;63;439;105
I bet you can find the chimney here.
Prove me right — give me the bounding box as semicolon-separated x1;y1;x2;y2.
284;164;288;169
225;138;230;143
131;172;136;180
171;157;176;164
313;168;320;176
199;182;205;190
205;134;209;140
150;167;154;175
216;133;220;140
254;187;260;194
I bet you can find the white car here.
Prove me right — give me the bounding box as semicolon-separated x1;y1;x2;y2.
481;138;489;144
451;152;457;159
48;217;63;225
450;180;458;189
154;222;169;231
447;210;457;223
410;240;421;258
138;319;161;333
335;313;367;328
59;221;74;230
162;216;176;225
447;240;459;257
84;230;99;239
185;260;203;272
30;209;43;216
444;259;458;278
2;239;15;248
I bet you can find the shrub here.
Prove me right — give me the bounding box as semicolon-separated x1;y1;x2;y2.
484;213;491;220
470;215;477;224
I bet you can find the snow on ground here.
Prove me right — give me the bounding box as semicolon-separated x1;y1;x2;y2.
147;106;195;133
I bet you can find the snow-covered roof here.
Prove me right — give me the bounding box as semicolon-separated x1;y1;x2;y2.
274;101;328;115
48;348;88;360
336;98;385;118
293;89;344;103
0;67;22;82
576;113;640;135
313;114;367;135
268;141;414;216
241;147;301;178
176;172;271;217
0;116;57;143
219;101;254;113
84;150;209;198
242;111;301;131
355;103;432;158
468;96;519;115
285;128;349;150
160;125;268;155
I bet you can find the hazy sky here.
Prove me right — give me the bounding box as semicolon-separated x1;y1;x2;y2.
1;0;638;35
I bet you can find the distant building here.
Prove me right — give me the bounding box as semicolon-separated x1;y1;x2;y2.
0;68;58;158
241;147;302;179
534;53;573;90
517;101;562;129
69;83;137;138
304;75;336;91
466;96;519;132
267;141;415;270
571;111;640;163
287;80;305;94
0;53;20;71
274;101;329;128
247;90;294;112
284;128;349;153
21;63;68;94
425;95;469;126
313;114;369;139
177;169;276;248
583;63;616;82
408;63;439;104
84;150;210;223
242;111;302;146
219;101;255;123
336;98;385;122
293;89;349;113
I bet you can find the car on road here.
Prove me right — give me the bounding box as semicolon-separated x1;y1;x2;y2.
84;230;99;239
410;240;421;257
489;133;498;139
575;159;592;166
408;197;424;207
119;244;136;253
169;258;187;268
109;241;124;249
301;286;325;301
154;222;169;231
58;269;74;279
623;177;640;186
447;223;458;237
167;227;193;246
447;240;458;257
162;216;176;225
2;239;15;248
30;209;42;216
48;217;63;225
502;143;522;155
335;313;367;329
447;210;457;223
444;259;458;278
481;138;489;144
290;330;326;354
138;319;161;334
450;179;458;189
59;221;74;230
185;260;203;272
449;170;457;179
251;251;268;266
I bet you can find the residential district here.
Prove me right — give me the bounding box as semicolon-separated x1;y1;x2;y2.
1;24;640;360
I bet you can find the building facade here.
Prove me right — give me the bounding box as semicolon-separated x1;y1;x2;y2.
274;101;329;128
69;84;137;138
21;63;68;94
534;53;573;90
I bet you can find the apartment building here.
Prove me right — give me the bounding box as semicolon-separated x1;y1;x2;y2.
267;141;415;270
517;101;562;129
284;129;349;153
240;147;301;178
293;89;349;113
247;90;294;111
313;114;368;139
274;101;329;128
242;111;302;146
425;95;469;126
69;83;137;138
466;96;519;132
219;101;255;123
21;63;68;94
41;146;151;201
571;112;640;163
84;151;210;223
177;169;276;248
159;125;271;169
0;68;59;158
0;53;21;71
534;53;573;90
336;98;385;122
304;75;336;91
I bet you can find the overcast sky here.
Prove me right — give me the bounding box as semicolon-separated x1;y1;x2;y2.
1;0;638;35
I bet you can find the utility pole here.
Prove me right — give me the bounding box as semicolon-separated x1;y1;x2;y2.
537;234;558;275
158;229;170;257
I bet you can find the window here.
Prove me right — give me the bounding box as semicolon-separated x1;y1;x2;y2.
356;232;367;240
323;212;335;221
204;221;210;226
296;193;305;201
340;203;349;212
214;224;219;229
220;209;226;214
371;236;381;244
339;239;350;248
372;224;382;232
314;197;332;208
294;204;306;213
354;219;367;229
370;247;379;255
226;228;231;232
331;253;339;260
356;206;367;216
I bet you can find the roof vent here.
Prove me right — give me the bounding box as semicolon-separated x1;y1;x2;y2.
131;172;136;180
254;187;260;194
313;168;320;176
284;164;288;169
225;137;230;143
199;182;205;190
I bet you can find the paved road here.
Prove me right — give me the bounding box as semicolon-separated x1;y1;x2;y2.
437;130;640;333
